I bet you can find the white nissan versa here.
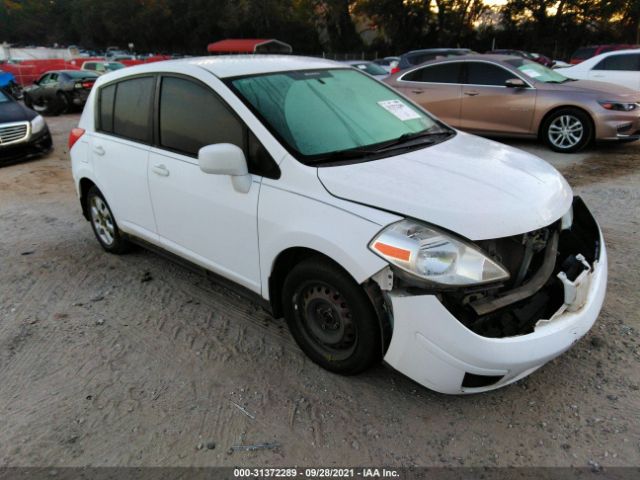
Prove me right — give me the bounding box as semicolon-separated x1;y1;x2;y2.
69;56;607;394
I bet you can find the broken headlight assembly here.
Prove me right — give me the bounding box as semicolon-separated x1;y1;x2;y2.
369;219;510;288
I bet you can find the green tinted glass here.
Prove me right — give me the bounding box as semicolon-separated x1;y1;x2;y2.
232;69;435;156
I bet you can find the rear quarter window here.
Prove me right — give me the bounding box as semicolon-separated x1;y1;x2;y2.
98;84;116;133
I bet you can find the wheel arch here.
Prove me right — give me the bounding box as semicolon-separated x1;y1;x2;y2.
537;105;596;142
78;177;97;220
268;246;390;354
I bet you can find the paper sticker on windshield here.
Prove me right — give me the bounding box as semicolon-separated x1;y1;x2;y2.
520;69;541;78
378;100;421;121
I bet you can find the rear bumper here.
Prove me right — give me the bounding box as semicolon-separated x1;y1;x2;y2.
0;127;52;163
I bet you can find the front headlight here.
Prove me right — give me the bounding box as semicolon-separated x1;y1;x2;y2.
369;219;510;287
598;101;638;112
31;115;46;134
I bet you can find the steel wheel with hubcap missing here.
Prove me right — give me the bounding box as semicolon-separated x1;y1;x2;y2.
542;108;592;153
282;258;383;374
295;280;358;361
86;186;131;254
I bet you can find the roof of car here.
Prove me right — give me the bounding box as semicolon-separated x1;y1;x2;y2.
404;48;472;55
107;55;345;79
419;54;522;63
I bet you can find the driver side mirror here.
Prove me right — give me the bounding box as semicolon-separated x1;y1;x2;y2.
198;143;251;193
505;78;526;88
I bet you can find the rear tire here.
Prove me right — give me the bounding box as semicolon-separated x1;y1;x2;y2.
282;257;382;375
86;186;131;254
56;92;70;114
542;108;592;153
23;94;33;109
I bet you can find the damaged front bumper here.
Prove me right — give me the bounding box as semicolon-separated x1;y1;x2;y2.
380;198;607;394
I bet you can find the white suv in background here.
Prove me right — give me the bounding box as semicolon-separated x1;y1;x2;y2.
69;56;607;394
560;49;640;91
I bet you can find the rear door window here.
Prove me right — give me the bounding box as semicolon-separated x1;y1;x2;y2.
593;54;640;71
464;62;513;86
112;77;154;142
403;63;462;83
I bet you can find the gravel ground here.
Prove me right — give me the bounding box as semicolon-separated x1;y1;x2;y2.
0;113;638;468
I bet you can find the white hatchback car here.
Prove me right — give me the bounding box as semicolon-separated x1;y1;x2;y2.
69;56;607;394
560;49;640;91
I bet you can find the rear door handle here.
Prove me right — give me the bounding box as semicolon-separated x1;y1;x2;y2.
464;91;480;96
411;89;424;94
93;145;105;156
152;164;170;177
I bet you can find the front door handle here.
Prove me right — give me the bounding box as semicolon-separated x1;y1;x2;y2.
411;89;424;94
152;164;170;177
464;91;480;96
93;145;105;156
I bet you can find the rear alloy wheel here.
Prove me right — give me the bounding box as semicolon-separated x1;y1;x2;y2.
542;108;592;153
282;258;382;375
87;186;130;254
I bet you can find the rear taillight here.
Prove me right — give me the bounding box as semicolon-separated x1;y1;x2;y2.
390;66;400;74
68;128;85;150
82;81;95;89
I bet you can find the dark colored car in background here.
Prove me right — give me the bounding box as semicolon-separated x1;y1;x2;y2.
0;89;52;163
489;49;554;67
23;70;99;115
394;48;474;73
341;60;389;78
570;44;639;64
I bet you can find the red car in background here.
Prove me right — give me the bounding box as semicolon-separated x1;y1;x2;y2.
570;44;638;64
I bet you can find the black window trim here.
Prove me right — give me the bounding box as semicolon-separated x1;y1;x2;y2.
153;72;280;179
461;60;534;89
95;71;280;179
593;53;639;71
397;60;465;85
95;73;156;145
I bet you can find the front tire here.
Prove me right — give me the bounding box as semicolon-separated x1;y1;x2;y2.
282;258;382;375
542;108;592;153
86;186;130;254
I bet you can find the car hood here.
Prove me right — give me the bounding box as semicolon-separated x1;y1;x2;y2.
540;79;639;99
317;132;573;241
0;100;35;123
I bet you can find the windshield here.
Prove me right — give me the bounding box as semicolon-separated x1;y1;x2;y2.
230;69;443;161
107;62;125;70
505;59;570;83
0;90;10;103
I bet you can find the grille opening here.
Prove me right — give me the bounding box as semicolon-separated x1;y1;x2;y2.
462;373;504;388
441;197;600;339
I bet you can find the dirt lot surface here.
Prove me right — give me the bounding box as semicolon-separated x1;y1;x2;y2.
1;113;639;468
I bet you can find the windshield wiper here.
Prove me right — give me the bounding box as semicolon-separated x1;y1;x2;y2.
308;129;452;165
371;129;451;152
